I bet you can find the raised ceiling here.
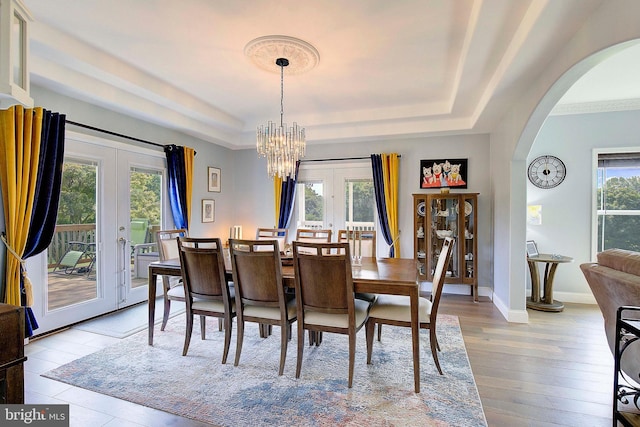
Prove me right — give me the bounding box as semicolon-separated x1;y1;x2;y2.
23;0;636;149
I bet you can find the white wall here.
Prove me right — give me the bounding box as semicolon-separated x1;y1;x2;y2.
232;133;494;290
527;110;640;303
490;0;640;323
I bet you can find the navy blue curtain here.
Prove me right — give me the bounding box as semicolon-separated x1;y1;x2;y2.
164;145;188;229
22;110;66;336
371;154;394;257
277;161;299;229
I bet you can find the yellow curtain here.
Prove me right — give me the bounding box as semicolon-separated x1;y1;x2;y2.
0;106;43;306
382;153;400;258
273;175;283;227
183;147;195;228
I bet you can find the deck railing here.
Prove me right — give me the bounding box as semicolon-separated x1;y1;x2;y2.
48;224;96;267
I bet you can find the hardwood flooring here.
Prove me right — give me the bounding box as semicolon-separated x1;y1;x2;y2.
440;295;614;426
25;293;616;426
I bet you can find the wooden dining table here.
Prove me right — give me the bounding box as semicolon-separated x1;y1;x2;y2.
147;256;425;392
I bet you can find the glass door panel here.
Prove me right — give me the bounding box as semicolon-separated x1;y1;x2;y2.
129;167;163;290
46;159;98;311
117;150;166;306
296;180;326;229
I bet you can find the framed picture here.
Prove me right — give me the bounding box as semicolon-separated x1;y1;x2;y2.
420;158;468;189
526;240;539;257
208;167;221;192
202;199;215;223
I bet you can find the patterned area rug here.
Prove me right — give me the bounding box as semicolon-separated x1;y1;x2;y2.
43;314;486;426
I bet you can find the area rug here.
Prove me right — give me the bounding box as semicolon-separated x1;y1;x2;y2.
43;314;486;426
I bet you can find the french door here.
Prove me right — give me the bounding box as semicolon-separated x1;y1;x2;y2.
30;132;167;334
294;161;376;239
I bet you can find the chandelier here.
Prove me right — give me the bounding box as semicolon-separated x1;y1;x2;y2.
256;57;306;179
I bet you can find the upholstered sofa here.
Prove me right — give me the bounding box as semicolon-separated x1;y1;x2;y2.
581;249;640;354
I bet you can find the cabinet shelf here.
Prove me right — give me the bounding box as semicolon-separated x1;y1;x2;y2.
413;193;479;301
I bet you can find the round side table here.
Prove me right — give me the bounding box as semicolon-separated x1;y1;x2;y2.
526;253;573;312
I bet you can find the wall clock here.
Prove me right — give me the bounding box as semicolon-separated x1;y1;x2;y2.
527;155;566;189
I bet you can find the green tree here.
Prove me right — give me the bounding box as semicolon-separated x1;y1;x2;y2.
304;184;323;221
57;163;96;224
349;181;374;222
130;171;161;225
598;176;640;251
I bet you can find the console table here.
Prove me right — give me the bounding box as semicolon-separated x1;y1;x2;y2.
526;253;573;312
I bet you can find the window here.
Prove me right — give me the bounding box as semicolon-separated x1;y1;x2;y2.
294;163;376;235
597;153;640;252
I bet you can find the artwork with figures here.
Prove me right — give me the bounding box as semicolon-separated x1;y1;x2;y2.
420;158;468;189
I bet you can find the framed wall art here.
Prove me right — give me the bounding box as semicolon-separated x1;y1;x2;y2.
526;240;539;257
202;199;215;223
208;167;221;192
420;158;468;189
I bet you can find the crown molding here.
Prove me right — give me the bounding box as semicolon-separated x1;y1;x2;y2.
550;98;640;116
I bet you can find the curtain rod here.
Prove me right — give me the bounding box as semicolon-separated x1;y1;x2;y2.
300;155;402;163
66;120;166;149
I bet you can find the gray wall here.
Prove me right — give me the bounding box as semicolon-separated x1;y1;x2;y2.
232;134;494;290
31;85;237;240
527;110;640;302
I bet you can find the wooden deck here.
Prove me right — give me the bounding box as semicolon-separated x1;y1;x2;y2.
47;266;148;311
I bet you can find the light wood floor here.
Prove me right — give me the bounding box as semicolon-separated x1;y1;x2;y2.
440;295;613;426
25;294;615;426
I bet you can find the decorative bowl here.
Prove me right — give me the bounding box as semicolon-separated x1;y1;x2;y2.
435;230;453;239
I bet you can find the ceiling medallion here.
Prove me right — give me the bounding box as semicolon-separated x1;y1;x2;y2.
244;35;320;75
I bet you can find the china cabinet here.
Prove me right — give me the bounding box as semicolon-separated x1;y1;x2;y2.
413;193;479;301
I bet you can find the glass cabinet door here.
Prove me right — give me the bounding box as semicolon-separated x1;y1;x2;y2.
461;195;476;280
428;196;458;279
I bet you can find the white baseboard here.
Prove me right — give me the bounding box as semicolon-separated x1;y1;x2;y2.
493;292;529;323
544;291;597;305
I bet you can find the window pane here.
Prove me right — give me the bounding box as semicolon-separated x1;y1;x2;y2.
296;181;324;228
598;214;640;252
344;179;375;227
597;153;640;252
47;160;98;310
129;168;162;287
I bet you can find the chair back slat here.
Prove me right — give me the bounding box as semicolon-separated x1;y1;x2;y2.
156;229;188;261
256;228;288;252
295;229;332;243
338;229;376;257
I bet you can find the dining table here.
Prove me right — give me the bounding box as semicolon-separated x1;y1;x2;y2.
147;256;425;392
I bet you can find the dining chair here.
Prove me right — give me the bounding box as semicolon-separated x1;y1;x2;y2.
156;229;200;332
256;227;289;253
365;237;455;375
177;237;236;363
295;228;332;244
337;229;376;258
294;228;335;345
229;238;296;375
293;241;373;388
338;229;378;305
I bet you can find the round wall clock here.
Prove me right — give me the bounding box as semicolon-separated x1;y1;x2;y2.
528;155;566;189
